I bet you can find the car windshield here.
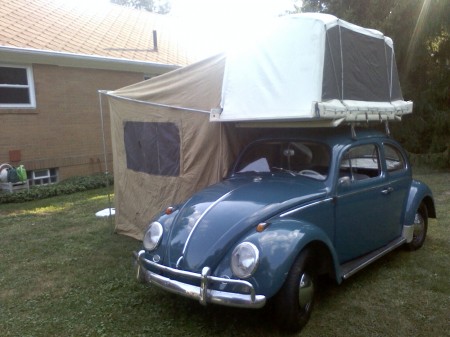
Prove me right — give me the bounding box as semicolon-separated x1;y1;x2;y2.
233;140;331;180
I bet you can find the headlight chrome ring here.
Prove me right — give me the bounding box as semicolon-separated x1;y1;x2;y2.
231;242;260;279
143;221;163;251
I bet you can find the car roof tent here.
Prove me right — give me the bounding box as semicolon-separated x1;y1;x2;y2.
212;13;412;125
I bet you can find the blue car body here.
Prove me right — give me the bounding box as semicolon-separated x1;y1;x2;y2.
134;127;435;329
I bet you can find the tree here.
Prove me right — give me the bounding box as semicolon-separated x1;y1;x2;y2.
300;0;450;155
385;0;449;154
111;0;171;14
300;0;327;13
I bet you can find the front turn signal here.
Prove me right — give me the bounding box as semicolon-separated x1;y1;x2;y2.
256;222;269;232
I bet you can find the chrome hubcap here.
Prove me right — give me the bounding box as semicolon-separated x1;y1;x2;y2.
413;212;424;241
298;273;314;309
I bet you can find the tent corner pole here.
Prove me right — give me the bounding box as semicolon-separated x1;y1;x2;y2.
98;90;114;232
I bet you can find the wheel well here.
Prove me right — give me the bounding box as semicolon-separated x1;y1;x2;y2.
422;196;436;219
303;241;336;281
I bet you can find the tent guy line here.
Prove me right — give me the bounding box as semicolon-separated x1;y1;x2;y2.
101;90;211;114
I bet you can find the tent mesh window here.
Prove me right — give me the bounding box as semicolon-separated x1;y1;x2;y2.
124;121;180;177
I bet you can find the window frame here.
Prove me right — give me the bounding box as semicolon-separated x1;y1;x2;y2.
383;142;407;173
0;64;36;109
339;143;381;181
28;168;58;186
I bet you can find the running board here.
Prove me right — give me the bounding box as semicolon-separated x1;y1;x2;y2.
340;237;406;280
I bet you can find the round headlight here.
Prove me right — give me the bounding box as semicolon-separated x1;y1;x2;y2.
231;242;259;279
143;221;163;251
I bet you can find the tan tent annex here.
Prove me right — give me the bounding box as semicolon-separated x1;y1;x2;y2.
107;54;250;239
107;14;412;240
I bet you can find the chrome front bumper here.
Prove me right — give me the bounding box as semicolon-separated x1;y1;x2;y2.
134;250;266;309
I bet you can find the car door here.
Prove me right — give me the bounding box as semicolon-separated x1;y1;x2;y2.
379;142;411;238
333;142;399;263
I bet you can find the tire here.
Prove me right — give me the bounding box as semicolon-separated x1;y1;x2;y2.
405;203;428;251
274;249;316;332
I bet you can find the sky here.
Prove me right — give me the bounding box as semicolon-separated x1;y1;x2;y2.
73;0;297;16
170;0;298;56
70;0;299;57
170;0;296;18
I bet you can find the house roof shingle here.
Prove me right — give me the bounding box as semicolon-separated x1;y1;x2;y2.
0;0;194;67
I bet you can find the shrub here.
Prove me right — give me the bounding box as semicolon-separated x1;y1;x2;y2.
0;173;113;204
409;150;450;170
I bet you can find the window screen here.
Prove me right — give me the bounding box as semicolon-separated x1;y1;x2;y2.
124;121;180;176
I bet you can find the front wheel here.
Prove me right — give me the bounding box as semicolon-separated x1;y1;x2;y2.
405;203;428;251
274;249;316;332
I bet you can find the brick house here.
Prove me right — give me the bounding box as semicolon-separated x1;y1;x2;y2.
0;0;194;186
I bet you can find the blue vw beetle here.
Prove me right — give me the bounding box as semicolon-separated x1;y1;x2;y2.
134;127;435;332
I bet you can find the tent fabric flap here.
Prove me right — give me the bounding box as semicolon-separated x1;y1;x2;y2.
218;15;326;121
112;53;226;112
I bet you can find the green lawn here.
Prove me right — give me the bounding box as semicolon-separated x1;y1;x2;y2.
1;173;449;337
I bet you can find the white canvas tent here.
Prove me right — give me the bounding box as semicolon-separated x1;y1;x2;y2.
106;13;412;239
215;13;412;123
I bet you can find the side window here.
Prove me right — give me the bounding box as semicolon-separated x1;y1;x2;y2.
384;143;406;173
339;144;381;181
0;64;36;108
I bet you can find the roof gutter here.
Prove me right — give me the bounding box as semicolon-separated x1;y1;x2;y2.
0;46;180;75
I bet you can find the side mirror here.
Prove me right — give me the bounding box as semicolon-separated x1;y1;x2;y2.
338;176;351;186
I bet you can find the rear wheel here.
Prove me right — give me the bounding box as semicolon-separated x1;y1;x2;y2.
406;203;428;251
274;249;316;332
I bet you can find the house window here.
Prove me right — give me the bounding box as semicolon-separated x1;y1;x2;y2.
28;168;58;186
0;64;36;108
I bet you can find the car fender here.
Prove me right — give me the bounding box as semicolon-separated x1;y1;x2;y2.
404;179;436;226
242;219;342;298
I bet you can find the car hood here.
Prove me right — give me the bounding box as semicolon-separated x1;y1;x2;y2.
164;174;327;272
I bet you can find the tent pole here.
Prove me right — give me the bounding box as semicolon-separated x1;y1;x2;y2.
98;90;114;232
350;123;357;139
385;120;391;137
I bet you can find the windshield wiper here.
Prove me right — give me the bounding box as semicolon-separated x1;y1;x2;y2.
271;167;296;176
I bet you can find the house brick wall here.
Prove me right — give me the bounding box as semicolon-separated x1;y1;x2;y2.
0;64;144;181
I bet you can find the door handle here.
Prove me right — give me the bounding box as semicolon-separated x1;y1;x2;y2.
381;187;394;195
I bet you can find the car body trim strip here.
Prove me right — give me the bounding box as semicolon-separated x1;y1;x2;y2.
280;198;333;217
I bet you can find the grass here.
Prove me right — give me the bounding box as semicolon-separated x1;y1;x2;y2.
0;172;449;337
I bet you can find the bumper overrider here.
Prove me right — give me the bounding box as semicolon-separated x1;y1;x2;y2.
134;250;266;309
